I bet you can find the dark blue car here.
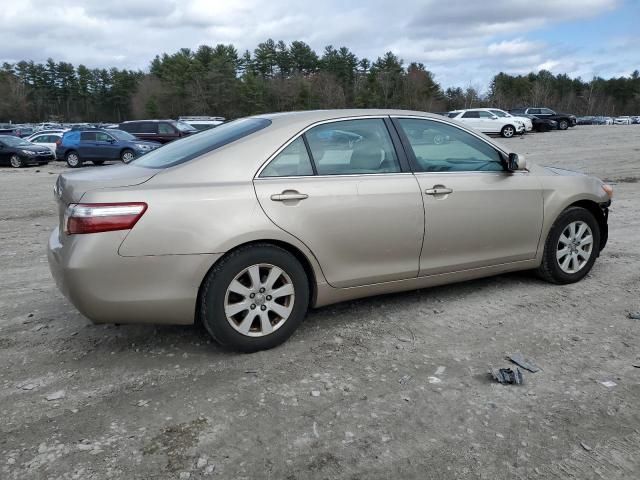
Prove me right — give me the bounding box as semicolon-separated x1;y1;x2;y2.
56;128;161;168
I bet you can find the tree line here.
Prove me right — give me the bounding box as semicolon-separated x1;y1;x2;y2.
1;40;639;123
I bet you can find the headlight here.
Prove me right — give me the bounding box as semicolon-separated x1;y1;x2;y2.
20;149;36;155
135;144;151;150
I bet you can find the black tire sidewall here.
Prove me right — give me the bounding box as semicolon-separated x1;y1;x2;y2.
543;208;600;284
201;245;309;352
559;120;568;130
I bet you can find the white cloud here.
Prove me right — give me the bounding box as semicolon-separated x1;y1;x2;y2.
0;0;632;89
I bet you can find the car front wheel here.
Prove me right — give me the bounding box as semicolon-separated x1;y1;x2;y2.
558;120;569;130
121;149;135;163
537;207;600;284
10;154;24;168
66;151;81;168
501;125;515;138
200;244;309;352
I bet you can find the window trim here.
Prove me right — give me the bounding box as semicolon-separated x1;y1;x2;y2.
390;116;513;174
255;115;409;179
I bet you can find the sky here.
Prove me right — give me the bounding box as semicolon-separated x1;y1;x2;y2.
1;0;638;90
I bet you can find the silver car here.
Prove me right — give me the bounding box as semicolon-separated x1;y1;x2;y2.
48;110;612;352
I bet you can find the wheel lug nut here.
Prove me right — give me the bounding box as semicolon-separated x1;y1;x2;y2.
266;295;272;301
259;288;265;293
260;305;266;311
249;293;255;298
250;304;256;309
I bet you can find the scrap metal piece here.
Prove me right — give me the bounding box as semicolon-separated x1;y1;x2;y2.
490;367;524;385
509;352;540;373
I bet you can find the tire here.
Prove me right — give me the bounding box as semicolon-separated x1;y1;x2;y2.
200;244;309;352
65;151;81;168
10;154;24;168
537;207;600;284
92;160;105;166
501;125;515;138
558;119;569;130
120;149;135;163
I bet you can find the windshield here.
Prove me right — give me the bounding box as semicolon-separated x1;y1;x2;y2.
447;112;459;118
109;129;136;141
490;110;507;117
0;136;31;147
174;121;198;133
131;118;271;168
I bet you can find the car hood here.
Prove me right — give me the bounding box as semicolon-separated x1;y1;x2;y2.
20;144;51;153
130;140;162;146
55;163;160;204
543;166;587;177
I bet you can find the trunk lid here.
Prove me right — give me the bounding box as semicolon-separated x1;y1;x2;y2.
54;163;159;236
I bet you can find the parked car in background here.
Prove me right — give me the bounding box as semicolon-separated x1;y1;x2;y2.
592;116;614;125
483;108;533;132
47;109;612;352
520;114;558;132
179;116;225;131
56;128;161;168
447;109;524;137
35;123;64;132
509;108;576;130
631;116;640;124
577;116;596;125
0;134;55;167
0;123;19;136
119;119;198;144
26;131;65;155
13;125;35;138
613;116;632;125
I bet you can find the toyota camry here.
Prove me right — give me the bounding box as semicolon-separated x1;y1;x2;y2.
48;110;612;352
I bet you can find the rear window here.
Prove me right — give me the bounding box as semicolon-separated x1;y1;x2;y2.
131;118;271;169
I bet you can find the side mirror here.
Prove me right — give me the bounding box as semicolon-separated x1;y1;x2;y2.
507;153;528;171
491;115;498;120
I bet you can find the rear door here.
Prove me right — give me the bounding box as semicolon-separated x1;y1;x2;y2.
253;117;425;288
78;132;97;158
393;117;543;276
460;111;482;131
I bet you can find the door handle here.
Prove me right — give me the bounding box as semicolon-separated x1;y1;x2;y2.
270;191;309;201
425;187;453;195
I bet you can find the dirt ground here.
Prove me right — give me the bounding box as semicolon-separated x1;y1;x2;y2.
1;125;639;479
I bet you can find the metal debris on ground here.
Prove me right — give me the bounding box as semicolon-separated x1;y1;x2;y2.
600;380;617;388
580;442;593;451
627;311;640;320
509;352;540;372
490;368;524;385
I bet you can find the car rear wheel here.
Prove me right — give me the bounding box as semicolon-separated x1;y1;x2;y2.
65;151;81;168
537;207;600;284
10;154;24;168
121;149;135;163
558;120;569;130
200;244;309;352
501;125;515;138
92;160;105;166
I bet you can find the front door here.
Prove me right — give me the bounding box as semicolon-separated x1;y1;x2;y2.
253;118;424;288
393;117;544;276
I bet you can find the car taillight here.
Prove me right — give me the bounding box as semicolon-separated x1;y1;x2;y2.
64;203;147;235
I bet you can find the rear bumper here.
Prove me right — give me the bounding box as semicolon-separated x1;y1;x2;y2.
47;227;222;325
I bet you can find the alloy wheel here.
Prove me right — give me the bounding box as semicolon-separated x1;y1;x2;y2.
503;126;514;138
67;153;79;167
122;151;135;163
10;155;22;168
224;263;295;337
556;221;593;274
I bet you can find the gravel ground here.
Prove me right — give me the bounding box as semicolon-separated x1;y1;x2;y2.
1;125;639;479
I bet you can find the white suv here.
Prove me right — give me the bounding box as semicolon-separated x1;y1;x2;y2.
447;109;525;137
484;108;533;133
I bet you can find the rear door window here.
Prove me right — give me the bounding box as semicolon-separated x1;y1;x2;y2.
462;111;479;118
140;122;157;134
80;132;96;142
304;119;400;175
